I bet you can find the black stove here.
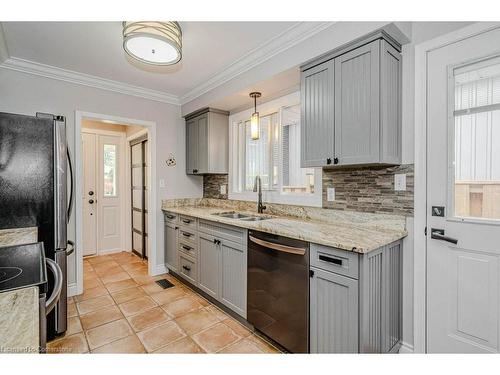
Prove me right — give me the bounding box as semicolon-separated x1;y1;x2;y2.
0;242;47;293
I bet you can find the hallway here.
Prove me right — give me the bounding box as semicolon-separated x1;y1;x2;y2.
48;252;279;353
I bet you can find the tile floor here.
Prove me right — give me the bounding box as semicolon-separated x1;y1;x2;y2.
47;251;280;354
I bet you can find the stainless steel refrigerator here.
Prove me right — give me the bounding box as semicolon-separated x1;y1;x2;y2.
0;111;74;341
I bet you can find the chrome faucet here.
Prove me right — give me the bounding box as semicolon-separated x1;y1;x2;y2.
253;175;266;214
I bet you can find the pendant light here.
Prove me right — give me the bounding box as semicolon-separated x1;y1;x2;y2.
123;21;182;66
249;92;262;140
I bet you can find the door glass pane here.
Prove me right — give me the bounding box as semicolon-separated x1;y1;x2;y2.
103;144;117;197
453;60;500;220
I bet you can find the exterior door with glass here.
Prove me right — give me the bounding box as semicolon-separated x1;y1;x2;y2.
82;132;97;256
97;134;124;253
426;27;500;353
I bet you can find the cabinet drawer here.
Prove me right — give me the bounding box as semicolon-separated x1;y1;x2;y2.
178;253;197;285
310;243;359;279
178;240;198;259
198;219;247;244
164;211;178;224
178;227;197;245
179;215;197;229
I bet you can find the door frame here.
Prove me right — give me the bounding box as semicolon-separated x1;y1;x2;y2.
73;111;156;296
413;21;500;353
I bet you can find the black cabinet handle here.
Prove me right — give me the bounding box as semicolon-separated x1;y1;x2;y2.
182;219;191;224
213;239;221;245
174;227;179;230
182;245;192;251
182;265;191;271
319;254;343;266
166;214;174;219
326;158;332;165
333;157;339;165
182;232;192;237
193;169;198;173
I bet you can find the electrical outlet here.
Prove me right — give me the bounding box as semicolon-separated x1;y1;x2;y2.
327;187;335;201
159;179;166;188
220;184;227;195
394;174;406;191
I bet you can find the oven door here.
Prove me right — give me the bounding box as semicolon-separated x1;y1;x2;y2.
247;230;309;353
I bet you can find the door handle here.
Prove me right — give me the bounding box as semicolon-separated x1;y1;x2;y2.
431;229;458;245
88;199;94;204
248;235;306;255
45;259;63;315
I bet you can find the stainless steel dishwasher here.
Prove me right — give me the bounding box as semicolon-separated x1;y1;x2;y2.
247;230;309;353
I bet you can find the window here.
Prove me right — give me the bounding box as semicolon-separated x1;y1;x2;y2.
452;57;500;220
230;94;321;206
103;144;117;197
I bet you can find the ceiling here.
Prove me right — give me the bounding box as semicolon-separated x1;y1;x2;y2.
1;21;298;102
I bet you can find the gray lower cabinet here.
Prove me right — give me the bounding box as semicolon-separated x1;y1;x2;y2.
300;33;402;167
198;232;220;299
164;214;178;272
220;239;247;317
310;267;358;353
310;240;402;353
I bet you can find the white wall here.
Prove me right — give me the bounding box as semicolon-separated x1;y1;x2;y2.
0;68;203;289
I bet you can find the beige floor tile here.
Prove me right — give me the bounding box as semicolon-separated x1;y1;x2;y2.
80;305;124;330
74;285;109;302
132;274;166;286
66;316;83;336
86;255;115;264
204;305;229;321
92;260;120;271
67;303;78;318
111;286;147;304
219;338;265;354
47;333;89;354
140;282;166;295
101;271;131;284
154;337;205;354
127;306;171;332
191;322;241;353
95;265;126;278
83;277;103;290
150;287;186;305
104;278;138;293
161;295;203;318
76;295;115;315
83;270;99;281
247;334;280;353
191;294;210;307
85;318;133;350
137;320;186;352
119;296;157;317
175;308;220;335
92;335;146;354
127;268;149;278
67;297;74;305
121;262;147;272
222;318;252;337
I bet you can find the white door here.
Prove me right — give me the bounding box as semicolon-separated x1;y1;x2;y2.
427;27;500;353
97;134;123;253
82;133;97;256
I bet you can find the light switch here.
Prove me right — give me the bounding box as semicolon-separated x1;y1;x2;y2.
394;174;406;191
327;187;335;201
159;179;166;188
220;184;227;195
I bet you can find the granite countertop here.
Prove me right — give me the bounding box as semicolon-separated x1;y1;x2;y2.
0;227;38;248
162;201;407;253
0;286;40;353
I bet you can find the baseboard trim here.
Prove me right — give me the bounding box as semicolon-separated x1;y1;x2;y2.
398;341;414;354
153;263;168;276
67;282;78;298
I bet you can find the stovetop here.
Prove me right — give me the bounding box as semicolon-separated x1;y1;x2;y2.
0;242;47;293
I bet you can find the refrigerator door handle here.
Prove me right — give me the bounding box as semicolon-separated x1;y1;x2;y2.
66;240;75;256
45;259;63;315
54;117;67;249
67;147;74;223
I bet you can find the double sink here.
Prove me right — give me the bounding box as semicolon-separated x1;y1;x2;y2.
211;211;271;222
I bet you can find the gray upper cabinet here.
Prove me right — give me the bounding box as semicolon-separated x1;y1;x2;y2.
300;60;335;168
300;33;402;167
185;108;229;175
198;232;220;299
220;239;247;317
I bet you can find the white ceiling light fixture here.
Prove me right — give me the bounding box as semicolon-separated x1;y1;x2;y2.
122;21;182;66
249;92;261;140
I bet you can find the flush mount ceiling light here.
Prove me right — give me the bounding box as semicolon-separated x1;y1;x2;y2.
249;92;262;140
122;21;182;65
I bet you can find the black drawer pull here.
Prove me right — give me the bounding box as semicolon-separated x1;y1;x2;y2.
182;219;192;224
319;254;343;266
182;232;192;237
182;265;191;272
166;214;175;219
182;245;192;251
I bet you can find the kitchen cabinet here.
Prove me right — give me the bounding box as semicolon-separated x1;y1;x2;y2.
185;108;229;175
164;212;178;272
220;239;247;317
301;33;402;167
309;240;402;353
198;232;220;299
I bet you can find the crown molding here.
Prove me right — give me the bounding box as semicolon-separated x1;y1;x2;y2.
0;57;181;105
179;21;335;105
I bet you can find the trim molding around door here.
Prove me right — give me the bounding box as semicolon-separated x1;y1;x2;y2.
74;111;157;297
413;21;500;354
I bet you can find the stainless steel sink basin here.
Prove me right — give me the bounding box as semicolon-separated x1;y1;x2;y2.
240;216;272;221
212;211;251;219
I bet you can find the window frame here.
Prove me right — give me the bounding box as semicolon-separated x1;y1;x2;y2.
228;91;322;207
